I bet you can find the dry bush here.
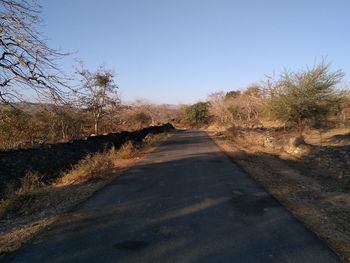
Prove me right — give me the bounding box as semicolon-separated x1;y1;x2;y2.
207;92;233;125
0;105;92;150
0;108;30;149
116;141;138;159
57;151;115;185
0;172;42;216
143;132;171;147
17;172;42;195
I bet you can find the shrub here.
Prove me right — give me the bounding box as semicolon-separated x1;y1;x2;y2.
57;152;115;185
264;62;345;134
0;108;30;149
127;111;152;130
185;102;210;124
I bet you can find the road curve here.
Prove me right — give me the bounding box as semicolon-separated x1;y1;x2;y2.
3;131;340;263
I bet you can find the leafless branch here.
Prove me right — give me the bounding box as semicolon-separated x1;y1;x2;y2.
0;0;69;105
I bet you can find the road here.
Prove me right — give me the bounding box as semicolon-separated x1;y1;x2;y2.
3;131;340;263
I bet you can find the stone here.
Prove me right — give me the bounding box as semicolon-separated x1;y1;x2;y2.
284;136;312;157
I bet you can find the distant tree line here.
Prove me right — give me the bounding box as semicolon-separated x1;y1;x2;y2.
1;0;350;149
185;62;350;135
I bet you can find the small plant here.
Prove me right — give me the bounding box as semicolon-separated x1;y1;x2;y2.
0;172;42;216
116;141;138;159
57;152;114;185
17;172;42;195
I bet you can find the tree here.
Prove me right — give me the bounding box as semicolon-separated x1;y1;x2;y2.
185;102;210;124
265;63;345;135
132;99;158;125
207;92;232;124
243;84;262;98
224;86;262;123
225;90;241;100
77;66;119;135
0;0;68;104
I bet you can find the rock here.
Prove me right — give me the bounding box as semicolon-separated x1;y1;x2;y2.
284;136;312;157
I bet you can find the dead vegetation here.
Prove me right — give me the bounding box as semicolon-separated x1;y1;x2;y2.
209;126;350;262
0;132;172;255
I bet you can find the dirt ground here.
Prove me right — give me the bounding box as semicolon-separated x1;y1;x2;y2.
209;126;350;263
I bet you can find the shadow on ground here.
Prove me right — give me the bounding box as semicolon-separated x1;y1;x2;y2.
2;131;341;262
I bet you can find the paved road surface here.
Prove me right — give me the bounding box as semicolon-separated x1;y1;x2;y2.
3;131;340;263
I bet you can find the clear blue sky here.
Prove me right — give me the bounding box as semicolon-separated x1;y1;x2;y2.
39;0;350;104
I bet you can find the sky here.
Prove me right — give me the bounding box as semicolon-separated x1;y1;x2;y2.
39;0;350;104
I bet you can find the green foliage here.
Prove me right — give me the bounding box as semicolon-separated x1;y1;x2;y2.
243;84;262;98
225;90;241;100
78;66;119;135
265;63;344;133
185;102;210;124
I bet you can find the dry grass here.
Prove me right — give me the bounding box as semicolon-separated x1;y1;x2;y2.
0;172;43;217
115;141;138;159
209;128;350;262
0;132;172;255
57;151;116;185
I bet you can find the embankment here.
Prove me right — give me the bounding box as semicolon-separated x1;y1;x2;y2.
0;123;174;197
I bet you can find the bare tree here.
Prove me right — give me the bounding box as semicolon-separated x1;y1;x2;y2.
225;85;263;123
77;65;119;135
207;92;232;124
132;99;157;125
0;0;68;104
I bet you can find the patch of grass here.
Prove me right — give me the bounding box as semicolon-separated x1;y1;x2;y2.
0;172;43;217
17;172;42;195
116;132;171;159
143;132;172;148
116;141;138;159
57;151;115;185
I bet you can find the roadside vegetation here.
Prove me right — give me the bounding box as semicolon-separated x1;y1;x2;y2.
1;0;350;261
198;63;350;262
0;132;172;254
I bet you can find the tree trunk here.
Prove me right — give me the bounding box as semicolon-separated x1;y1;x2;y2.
61;120;66;140
94;120;99;135
297;117;303;136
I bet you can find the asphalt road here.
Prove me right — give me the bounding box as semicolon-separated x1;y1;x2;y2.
4;131;341;263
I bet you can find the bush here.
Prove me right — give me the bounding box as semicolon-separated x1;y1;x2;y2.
0;108;30;149
264;62;345;134
126;111;152;130
185;102;210;124
224;86;262;123
57;151;115;185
